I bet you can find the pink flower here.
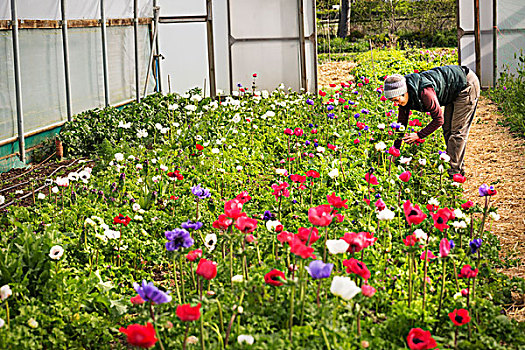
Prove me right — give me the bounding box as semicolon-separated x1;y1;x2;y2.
271;182;290;201
341;232;367;253
375;199;386;211
284;128;293;135
420;250;437;261
235;216;258;234
362;284;376;297
439;238;451;258
399;171;412;182
294;128;304;136
308;204;333;227
364;173;379;185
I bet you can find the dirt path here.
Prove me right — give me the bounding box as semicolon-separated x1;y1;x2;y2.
319;62;525;320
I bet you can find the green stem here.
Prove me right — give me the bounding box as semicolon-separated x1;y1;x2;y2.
289;282;296;342
173;255;182;304
436;258;447;327
5;300;9;327
179;254;186;303
408;252;413;307
149;303;166;350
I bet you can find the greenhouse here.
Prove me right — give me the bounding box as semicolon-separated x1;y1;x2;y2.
0;0;524;349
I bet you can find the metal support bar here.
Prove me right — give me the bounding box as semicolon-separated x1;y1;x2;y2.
456;0;461;66
11;0;25;162
134;0;141;103
312;0;318;94
474;0;481;78
226;0;233;94
143;6;160;97
206;0;217;98
493;0;497;86
61;0;72;121
154;0;162;93
297;0;307;92
159;16;207;23
100;0;110;106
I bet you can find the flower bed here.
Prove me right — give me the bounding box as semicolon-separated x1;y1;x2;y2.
1;62;524;349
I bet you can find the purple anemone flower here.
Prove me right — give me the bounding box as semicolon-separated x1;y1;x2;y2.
305;260;334;279
263;210;275;221
133;280;172;304
181;220;203;230
478;184;496;197
191;184;211;199
165;228;194;251
327;105;335;111
306;99;314;105
469;239;483;254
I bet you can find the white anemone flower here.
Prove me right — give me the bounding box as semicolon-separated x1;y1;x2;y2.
489;212;500;221
0;195;4;205
67;172;80;182
232;275;244;283
399;157;412;165
377;208;395;221
375;141;387;151
0;285;12;301
328;168;339;179
37;193;46;200
265;220;282;232
418;158;427;166
237;335;255;345
326;240;350;254
330;276;361;300
132;203;141;212
414;229;427;241
49;245;64;260
137;129;148;138
440;153;450;162
205;234;217;252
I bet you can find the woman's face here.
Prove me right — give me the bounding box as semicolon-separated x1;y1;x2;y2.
389;92;409;106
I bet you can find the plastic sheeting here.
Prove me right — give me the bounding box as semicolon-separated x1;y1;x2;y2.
459;0;525;86
159;23;210;96
158;0;206;17
0;25;154;142
0;0;153;20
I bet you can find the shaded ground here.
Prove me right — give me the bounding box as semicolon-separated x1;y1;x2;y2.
318;61;525;321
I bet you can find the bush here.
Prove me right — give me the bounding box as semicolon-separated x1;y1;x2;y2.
487;51;525;137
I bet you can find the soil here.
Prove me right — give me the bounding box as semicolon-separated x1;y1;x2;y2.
0;158;94;210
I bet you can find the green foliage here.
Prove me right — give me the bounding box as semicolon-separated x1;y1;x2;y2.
487;51;525;137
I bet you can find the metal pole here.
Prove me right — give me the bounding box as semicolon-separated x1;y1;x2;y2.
11;0;25;162
474;0;481;78
143;5;160;97
100;0;110;106
456;0;461;65
134;0;141;102
154;0;162;93
297;0;307;92
226;0;233;94
492;0;497;86
61;0;72;121
312;0;318;93
206;0;217;98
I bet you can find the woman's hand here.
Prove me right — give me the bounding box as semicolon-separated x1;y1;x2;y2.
402;132;419;144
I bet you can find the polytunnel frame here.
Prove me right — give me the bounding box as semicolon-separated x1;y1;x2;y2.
457;0;525;87
2;0;155;164
224;0;317;94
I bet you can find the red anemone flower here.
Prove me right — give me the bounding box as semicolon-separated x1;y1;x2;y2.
114;214;131;226
453;174;466;183
364;173;379;185
406;328;437;350
277;231;294;244
399;171;412;182
327;192;348;209
403;234;418;247
290;174;307;183
430;208;454;232
388;147;400;157
212;214;233;230
461;200;475;210
308;204;333;227
186;249;203;262
343;258;371;280
196;144;204;151
119;323;158;348
130;295;145;305
235;191;251;204
224;199;244;219
458;265;478;279
176;303;202;322
306;170;320;178
196;259;217;280
341;232;367;253
235;216;258;234
439;238;451;258
296;227;320;245
403;201;428;226
449;309;471;326
289;237;316;259
264;269;286;286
